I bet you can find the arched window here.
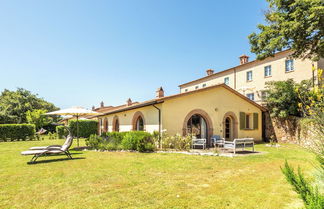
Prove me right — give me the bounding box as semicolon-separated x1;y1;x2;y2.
187;114;207;139
132;111;145;131
103;118;108;132
113;116;119;132
135;116;144;131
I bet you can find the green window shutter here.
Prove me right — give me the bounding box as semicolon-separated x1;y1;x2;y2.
253;113;259;130
239;112;246;130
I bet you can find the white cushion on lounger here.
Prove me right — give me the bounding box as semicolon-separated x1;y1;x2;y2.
29;146;61;150
21;150;47;155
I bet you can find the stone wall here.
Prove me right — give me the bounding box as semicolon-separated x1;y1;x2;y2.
263;112;302;143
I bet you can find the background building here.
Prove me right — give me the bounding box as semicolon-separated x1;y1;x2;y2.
179;50;324;103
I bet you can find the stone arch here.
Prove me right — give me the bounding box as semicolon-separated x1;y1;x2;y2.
182;109;214;147
112;115;120;132
132;111;146;131
222;111;238;140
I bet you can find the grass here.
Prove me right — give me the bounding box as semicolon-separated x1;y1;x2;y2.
0;138;317;209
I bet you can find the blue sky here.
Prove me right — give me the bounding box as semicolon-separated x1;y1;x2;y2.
0;0;267;109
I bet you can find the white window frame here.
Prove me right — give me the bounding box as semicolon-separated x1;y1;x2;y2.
224;77;229;85
285;59;294;72
246;93;254;101
247;71;253;81
264;65;272;77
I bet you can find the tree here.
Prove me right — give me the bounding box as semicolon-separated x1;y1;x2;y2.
265;79;302;119
0;88;58;124
249;0;324;60
26;109;52;130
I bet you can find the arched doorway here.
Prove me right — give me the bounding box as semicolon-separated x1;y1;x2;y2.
183;109;213;147
132;111;145;131
225;117;232;140
187;114;208;139
112;116;119;132
222;112;238;141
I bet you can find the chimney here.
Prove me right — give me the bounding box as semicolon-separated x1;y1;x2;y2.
92;106;95;110
126;98;132;106
156;87;164;98
100;101;104;108
206;69;214;76
239;54;249;65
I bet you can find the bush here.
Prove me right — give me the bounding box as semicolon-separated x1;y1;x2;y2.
0;124;35;141
102;132;127;145
161;133;192;151
68;120;98;138
121;131;155;152
56;126;68;139
86;131;155;152
281;161;324;209
86;134;105;150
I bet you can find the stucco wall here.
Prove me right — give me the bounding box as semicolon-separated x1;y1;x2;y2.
162;87;263;141
98;105;160;134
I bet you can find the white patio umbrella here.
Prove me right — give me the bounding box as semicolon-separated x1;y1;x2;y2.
46;107;99;147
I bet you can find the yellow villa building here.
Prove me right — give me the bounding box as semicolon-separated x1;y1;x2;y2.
94;50;323;146
97;84;265;147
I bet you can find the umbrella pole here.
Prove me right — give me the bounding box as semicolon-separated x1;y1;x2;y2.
77;115;79;147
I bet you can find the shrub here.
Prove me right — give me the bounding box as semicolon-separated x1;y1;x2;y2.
281;161;324;209
161;133;192;151
86;131;155;152
56;126;68;139
121;131;155;152
102;132;127;145
0;124;35;141
86;134;103;150
68;120;98;138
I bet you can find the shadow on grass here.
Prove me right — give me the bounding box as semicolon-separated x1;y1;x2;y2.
27;157;86;165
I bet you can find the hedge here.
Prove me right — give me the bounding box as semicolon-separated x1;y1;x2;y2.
56;126;69;139
0;124;36;141
68;120;98;138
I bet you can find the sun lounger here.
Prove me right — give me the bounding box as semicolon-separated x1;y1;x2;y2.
21;135;73;163
29;127;72;150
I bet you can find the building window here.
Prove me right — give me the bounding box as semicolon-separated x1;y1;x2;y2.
113;117;119;132
264;65;272;77
245;114;251;129
240;112;259;130
285;59;294;72
246;93;254;101
247;71;253;81
195;86;199;90
224;77;229;85
202;84;207;88
185;89;188;92
135;116;144;131
261;91;268;101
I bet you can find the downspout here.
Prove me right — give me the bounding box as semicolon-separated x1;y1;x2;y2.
152;104;161;148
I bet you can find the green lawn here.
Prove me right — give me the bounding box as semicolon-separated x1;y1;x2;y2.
0;138;316;209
